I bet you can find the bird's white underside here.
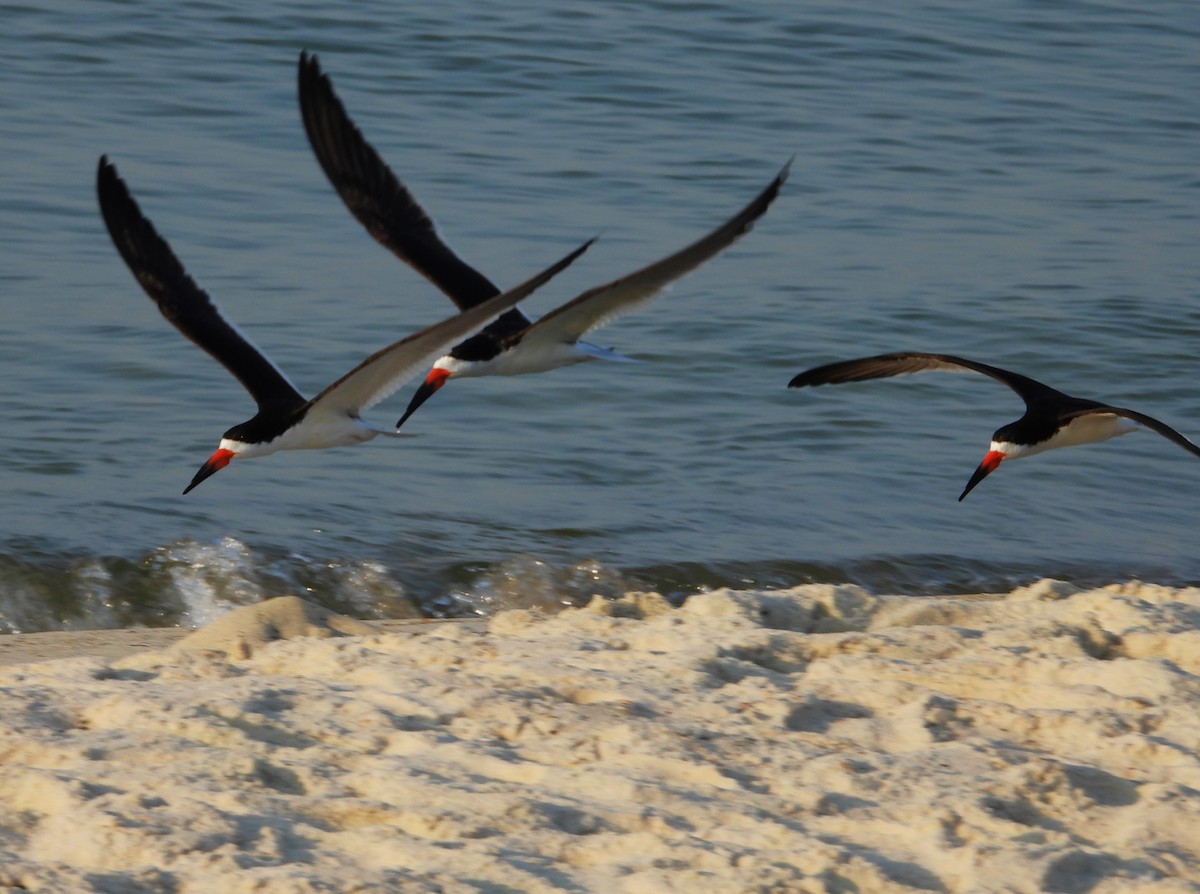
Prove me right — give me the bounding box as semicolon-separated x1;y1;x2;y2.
993;413;1141;461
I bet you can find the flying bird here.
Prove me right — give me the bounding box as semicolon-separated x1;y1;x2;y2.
788;352;1200;500
297;50;789;428
97;156;591;493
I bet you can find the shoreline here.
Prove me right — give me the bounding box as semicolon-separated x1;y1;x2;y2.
0;581;1195;892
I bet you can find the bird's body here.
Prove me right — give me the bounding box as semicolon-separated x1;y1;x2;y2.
96;157;590;492
991;406;1141;460
297;51;788;427
788;351;1200;500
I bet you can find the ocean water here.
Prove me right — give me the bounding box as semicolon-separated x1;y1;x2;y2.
1;0;1198;632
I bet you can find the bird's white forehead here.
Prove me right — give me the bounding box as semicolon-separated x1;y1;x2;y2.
217;437;269;459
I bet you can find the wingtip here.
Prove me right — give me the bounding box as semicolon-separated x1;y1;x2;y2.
298;50;317;87
96;155;125;206
778;155;795;182
564;237;597;266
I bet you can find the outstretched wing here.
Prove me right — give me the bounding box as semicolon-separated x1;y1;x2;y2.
514;160;790;352
1067;405;1200;459
309;239;594;416
97;156;306;413
297;52;523;319
788;351;1066;408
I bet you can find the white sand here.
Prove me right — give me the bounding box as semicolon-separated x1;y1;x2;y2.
0;581;1197;893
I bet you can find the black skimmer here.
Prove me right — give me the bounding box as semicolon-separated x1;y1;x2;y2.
297;51;789;428
96;156;591;494
788;352;1200;500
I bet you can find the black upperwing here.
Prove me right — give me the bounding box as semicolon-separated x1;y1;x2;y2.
96;157;306;413
789;352;1070;409
298;51;530;340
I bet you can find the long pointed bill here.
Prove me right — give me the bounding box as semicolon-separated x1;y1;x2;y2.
184;448;235;494
958;450;1004;502
396;368;451;429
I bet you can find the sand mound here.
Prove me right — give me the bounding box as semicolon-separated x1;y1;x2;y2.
166;594;382;658
0;581;1196;892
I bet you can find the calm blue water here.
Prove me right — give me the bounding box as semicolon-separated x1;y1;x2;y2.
1;1;1198;632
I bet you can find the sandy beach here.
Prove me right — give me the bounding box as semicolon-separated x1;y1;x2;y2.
0;582;1196;893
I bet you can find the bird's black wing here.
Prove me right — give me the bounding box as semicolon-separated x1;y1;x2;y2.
97;157;306;413
789;352;1067;408
298;51;526;328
